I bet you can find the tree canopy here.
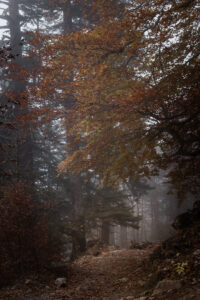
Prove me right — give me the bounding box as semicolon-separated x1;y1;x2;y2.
29;0;200;197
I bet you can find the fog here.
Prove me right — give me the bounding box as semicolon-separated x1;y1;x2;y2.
0;0;199;266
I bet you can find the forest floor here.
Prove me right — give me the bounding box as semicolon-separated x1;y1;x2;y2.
1;241;200;300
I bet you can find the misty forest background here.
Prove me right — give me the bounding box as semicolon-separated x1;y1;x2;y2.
0;0;199;285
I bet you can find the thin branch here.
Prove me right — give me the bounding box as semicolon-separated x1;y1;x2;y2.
0;0;8;5
0;25;8;29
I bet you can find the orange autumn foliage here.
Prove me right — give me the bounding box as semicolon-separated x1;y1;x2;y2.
29;0;200;195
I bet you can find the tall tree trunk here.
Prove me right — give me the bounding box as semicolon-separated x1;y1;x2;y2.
109;224;115;245
62;1;86;258
8;0;34;184
101;220;110;244
120;225;127;248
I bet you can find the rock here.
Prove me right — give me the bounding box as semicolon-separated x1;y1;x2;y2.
193;249;200;256
152;289;162;296
119;277;129;283
25;279;31;285
194;260;200;266
55;277;67;288
140;290;150;296
11;285;17;290
134;297;147;300
138;280;145;287
155;279;182;291
76;284;88;291
191;279;197;285
126;297;135;300
171;260;175;264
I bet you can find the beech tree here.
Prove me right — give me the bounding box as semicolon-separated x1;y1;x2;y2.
32;0;199;198
25;0;139;256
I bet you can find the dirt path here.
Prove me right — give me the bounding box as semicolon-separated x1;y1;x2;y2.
2;245;199;300
65;248;151;300
0;248;153;300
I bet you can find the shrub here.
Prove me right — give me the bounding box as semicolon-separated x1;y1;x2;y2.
0;181;62;286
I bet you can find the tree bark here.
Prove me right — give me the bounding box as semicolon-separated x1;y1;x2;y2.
62;1;86;258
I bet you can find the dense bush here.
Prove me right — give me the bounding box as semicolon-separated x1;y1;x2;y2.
0;181;62;286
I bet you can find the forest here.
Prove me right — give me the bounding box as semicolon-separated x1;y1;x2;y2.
0;0;199;299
